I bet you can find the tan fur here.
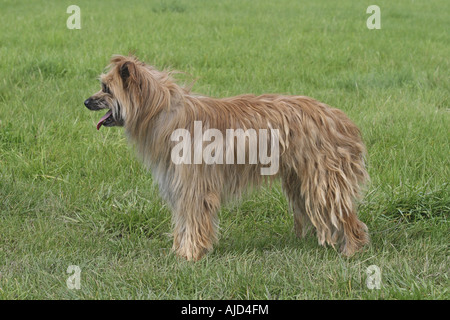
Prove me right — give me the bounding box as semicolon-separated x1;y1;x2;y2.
87;55;370;260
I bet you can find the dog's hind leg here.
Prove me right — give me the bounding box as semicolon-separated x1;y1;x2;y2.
300;160;369;256
172;189;221;261
281;170;314;238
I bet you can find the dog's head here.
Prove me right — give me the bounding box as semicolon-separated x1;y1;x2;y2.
84;55;148;130
85;55;184;131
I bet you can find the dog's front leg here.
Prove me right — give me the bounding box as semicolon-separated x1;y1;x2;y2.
172;191;220;261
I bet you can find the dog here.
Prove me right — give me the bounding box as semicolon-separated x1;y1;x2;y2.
85;55;370;261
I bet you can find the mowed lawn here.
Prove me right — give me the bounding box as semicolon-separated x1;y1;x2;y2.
0;0;448;299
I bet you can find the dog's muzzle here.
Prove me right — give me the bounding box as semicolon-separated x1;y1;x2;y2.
84;97;124;130
84;98;103;111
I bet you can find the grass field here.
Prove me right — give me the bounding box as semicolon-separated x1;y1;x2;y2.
0;0;448;299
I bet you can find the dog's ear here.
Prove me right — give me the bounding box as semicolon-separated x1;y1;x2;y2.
110;55;138;87
119;61;133;82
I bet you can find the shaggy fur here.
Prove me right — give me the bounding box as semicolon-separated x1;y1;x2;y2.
85;55;370;261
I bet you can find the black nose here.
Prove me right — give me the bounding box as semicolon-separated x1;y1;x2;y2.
84;99;91;107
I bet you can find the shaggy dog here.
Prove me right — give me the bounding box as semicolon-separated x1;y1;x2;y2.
85;55;369;261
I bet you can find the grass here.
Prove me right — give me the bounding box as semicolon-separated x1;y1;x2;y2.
0;0;449;299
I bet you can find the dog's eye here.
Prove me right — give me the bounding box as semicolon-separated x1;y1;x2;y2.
102;83;110;94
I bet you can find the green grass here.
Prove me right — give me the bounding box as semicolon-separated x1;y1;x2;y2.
0;0;449;299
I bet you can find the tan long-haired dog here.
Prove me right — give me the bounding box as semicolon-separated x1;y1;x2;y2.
85;55;370;261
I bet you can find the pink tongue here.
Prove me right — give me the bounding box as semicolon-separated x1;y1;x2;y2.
97;110;112;130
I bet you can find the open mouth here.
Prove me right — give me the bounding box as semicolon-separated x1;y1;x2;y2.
96;110;113;130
